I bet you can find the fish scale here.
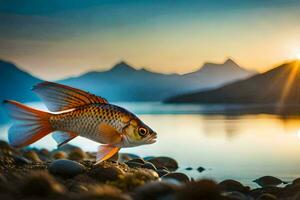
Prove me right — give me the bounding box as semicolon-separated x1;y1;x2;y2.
49;103;135;143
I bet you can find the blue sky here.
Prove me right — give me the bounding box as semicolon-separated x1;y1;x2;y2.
1;0;300;79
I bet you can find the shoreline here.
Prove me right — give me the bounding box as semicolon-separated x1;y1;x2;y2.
1;141;300;199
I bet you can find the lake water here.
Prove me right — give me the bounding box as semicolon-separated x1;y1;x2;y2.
1;102;300;187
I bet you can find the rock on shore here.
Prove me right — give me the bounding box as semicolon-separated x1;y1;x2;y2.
1;140;300;200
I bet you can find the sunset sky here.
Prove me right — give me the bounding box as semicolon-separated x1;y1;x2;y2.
1;0;300;80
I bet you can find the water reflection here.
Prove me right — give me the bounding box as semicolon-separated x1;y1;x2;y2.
1;102;300;187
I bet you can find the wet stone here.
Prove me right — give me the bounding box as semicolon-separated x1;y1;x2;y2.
218;179;249;193
52;151;67;160
84;184;131;200
222;191;252;200
156;169;169;177
128;158;145;164
249;187;281;199
23;150;42;163
0;140;15;155
132;181;178;200
142;162;157;171
88;163;124;182
176;180;223;200
143;156;155;161
37;148;51;162
18;171;66;197
197;166;205;173
254;176;285;188
256;193;278;200
118;153;140;162
68;147;86;161
147;156;178;171
49;159;85;178
13;155;32;165
125;161;144;168
162;172;189;183
292;178;300;186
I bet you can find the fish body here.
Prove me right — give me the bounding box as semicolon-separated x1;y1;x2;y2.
50;103;152;147
3;82;157;163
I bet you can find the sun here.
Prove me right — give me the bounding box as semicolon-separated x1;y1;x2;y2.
296;52;300;60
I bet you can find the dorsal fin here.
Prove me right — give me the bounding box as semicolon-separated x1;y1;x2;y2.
32;81;108;112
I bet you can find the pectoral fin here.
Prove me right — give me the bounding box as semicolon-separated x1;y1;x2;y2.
52;131;78;147
98;123;122;144
96;145;120;164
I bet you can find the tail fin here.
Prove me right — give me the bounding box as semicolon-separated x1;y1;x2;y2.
3;100;53;148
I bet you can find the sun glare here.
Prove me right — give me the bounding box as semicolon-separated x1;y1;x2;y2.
297;129;300;139
295;51;300;60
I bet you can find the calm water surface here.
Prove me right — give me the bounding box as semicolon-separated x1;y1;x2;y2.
1;102;300;187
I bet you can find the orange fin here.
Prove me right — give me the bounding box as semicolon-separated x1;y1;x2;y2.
52;131;78;147
98;123;122;144
96;145;120;164
3;100;53;148
32;81;108;112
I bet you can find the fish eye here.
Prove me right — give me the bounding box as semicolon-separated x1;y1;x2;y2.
138;127;148;137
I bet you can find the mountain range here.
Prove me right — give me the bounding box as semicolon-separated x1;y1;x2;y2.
0;58;254;104
166;61;300;105
59;59;254;101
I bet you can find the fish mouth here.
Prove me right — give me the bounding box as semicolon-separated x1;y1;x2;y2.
146;133;157;144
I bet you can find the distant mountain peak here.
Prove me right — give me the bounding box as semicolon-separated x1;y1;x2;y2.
224;58;238;66
110;61;136;72
199;58;245;72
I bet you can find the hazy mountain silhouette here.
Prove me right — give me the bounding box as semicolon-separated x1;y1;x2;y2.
0;60;42;102
166;61;300;104
0;59;42;122
60;59;254;101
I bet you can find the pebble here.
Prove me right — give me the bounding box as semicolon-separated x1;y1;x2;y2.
142;162;157;171
176;179;223;200
125;161;144;168
132;181;178;200
254;176;285;188
68;147;86;161
13;155;32;165
52;151;67;160
147;156;178;171
143;156;155;161
156;169;169;177
218;179;249;193
85;185;131;200
197;166;205;173
48;159;85;177
119;153;140;162
256;193;278;200
0;140;15;155
292;178;300;186
88;164;124;182
223;191;253;200
249;187;280;199
162;172;189;183
19;171;66;197
23;150;42;163
37;148;51;161
128;158;145;164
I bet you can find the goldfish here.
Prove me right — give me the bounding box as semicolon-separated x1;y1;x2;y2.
3;82;157;163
